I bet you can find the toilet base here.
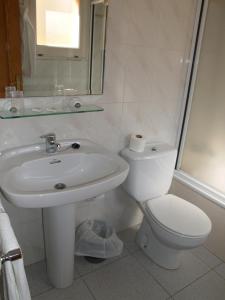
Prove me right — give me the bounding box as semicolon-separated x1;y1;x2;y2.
136;218;182;270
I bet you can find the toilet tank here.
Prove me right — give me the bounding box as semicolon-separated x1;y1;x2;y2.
120;143;177;202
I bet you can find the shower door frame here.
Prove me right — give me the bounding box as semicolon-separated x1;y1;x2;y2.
174;0;225;208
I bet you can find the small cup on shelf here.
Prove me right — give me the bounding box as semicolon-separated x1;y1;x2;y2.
9;91;24;114
5;86;16;98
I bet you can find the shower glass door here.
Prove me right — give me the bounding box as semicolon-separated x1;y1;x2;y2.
179;0;225;194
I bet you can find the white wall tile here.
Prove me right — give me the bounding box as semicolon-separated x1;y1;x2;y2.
125;0;160;48
121;101;178;146
150;49;188;105
13;219;45;265
157;0;197;52
123;46;154;102
106;0;129;47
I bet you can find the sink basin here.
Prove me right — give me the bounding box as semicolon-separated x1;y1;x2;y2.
0;138;129;289
0;139;129;208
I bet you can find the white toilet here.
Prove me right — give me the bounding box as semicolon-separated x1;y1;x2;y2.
121;142;212;269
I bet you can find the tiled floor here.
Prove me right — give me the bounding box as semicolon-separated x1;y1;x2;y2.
27;226;225;300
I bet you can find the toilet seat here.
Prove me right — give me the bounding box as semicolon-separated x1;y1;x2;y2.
146;194;212;238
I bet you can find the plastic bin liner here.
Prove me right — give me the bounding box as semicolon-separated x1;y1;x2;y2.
75;220;123;258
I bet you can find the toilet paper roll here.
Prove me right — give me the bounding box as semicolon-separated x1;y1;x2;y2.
129;134;146;152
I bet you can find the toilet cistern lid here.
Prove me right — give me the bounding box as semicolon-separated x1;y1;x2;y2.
147;194;212;237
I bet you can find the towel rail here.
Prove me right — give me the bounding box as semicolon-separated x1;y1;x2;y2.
1;248;22;265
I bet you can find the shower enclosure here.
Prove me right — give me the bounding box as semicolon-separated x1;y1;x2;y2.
177;0;225;203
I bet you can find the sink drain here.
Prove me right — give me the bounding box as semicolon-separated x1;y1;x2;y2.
54;183;66;190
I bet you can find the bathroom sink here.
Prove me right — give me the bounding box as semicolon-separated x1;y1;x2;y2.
0;139;129;208
0;138;129;288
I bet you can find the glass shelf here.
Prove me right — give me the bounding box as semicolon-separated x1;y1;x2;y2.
0;104;104;119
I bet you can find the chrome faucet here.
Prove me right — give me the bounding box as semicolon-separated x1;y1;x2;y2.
40;133;61;153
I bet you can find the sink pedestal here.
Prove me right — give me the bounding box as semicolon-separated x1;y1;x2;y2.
43;203;76;288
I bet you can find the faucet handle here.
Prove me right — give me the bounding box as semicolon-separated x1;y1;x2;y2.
40;133;56;139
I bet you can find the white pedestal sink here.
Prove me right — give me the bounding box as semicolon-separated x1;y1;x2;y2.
0;139;129;288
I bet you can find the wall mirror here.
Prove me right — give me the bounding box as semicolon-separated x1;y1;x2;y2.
21;0;108;96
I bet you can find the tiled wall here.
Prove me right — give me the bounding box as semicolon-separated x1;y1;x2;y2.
0;0;197;265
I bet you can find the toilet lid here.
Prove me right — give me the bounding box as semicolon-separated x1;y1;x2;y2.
146;194;211;237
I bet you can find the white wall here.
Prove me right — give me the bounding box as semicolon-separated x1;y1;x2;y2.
0;0;197;265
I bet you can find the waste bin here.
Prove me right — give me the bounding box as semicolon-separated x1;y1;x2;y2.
75;220;123;263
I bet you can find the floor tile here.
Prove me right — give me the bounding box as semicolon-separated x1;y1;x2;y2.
191;246;221;268
117;224;140;253
26;261;52;297
75;246;129;276
84;255;168;300
33;279;94;300
27;260;80;297
173;271;225;300
133;250;210;295
215;263;225;280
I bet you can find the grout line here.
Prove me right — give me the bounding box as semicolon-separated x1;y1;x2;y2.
172;269;212;298
29;254;131;298
130;250;170;297
25;259;47;270
30;226;140;289
121;47;126;104
32;287;53;299
203;245;225;265
74;272;82;280
131;248;213;297
77;253;128;278
210;261;223;270
82;278;98;300
77;251;130;278
191;246;223;270
213;267;225;282
74;258;82;278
